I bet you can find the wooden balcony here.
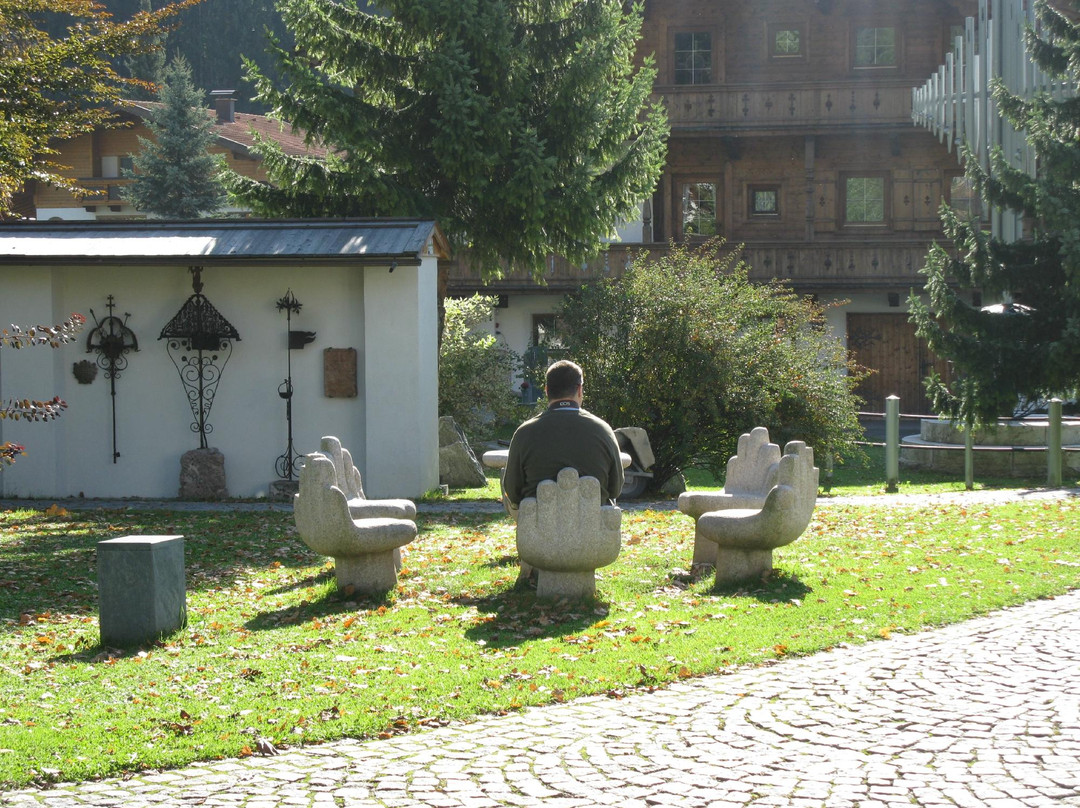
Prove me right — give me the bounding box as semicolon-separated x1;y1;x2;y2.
657;80;915;133
445;239;937;294
76;178;130;204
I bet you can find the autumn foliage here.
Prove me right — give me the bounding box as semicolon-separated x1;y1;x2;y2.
0;0;201;215
0;313;85;465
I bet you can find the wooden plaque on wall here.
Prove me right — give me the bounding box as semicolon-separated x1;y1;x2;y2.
323;347;357;398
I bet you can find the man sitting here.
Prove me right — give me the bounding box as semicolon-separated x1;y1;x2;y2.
502;359;624;519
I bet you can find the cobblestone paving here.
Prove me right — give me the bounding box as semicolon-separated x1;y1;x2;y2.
3;588;1078;808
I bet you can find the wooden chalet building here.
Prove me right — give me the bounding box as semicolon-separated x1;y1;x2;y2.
19;92;325;222
446;0;980;414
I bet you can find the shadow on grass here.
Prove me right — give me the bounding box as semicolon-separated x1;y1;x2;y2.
708;569;814;602
457;586;609;648
243;583;396;632
0;509;316;620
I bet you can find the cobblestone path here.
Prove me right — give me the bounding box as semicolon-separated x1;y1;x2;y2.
4;588;1078;807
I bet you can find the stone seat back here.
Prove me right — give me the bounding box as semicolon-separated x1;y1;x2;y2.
695;441;819;586
516;467;621;601
678;426;781;519
294;453;417;596
318;435;416;521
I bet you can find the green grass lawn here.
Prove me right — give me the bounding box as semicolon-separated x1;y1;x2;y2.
1;495;1079;788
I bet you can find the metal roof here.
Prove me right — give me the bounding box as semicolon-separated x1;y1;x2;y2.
0;219;447;266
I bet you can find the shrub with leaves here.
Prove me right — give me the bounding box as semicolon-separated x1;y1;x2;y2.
0;314;84;465
557;242;865;490
439;295;520;440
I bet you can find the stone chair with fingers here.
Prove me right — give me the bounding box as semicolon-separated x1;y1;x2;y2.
515;467;622;601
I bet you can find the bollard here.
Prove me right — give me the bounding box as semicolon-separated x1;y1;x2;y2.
885;396;899;493
1048;398;1063;488
964;427;974;490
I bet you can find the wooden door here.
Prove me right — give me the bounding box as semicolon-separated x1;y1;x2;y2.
846;312;950;415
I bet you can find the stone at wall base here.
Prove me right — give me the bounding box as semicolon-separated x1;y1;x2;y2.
179;447;228;500
438;416;487;488
269;479;300;502
98;535;185;647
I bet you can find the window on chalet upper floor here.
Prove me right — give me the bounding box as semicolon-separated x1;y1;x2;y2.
854;26;897;69
842;174;888;226
748;185;781;218
768;23;805;61
681;181;718;237
674;31;712;85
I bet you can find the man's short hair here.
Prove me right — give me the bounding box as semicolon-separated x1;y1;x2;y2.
546;360;583;400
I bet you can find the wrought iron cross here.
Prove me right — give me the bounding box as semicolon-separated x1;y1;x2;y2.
86;295;139;463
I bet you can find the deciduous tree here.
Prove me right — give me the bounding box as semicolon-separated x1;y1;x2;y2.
438;295;520;440
557;242;865;491
0;0;199;215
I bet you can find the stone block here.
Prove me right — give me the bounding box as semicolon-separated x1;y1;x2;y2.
98;535;186;647
438;416;487;488
179;447;227;500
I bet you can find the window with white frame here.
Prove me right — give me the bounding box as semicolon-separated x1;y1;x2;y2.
749;185;780;217
844;174;887;224
947;173;982;220
681;181;718;237
772;27;802;57
854;26;896;67
674;32;712;85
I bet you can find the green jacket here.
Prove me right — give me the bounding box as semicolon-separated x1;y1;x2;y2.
502;402;624;506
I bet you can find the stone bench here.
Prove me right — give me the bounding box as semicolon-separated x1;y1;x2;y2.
678;426;781;567
98;535;186;646
693;440;819;587
294;453;417;596
516;467;621;600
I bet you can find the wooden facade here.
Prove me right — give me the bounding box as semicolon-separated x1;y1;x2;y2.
447;0;980;416
27;97;323;220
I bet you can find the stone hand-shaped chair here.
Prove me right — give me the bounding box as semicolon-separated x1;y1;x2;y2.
516;467;621;601
294;453;417;596
318;436;416;520
678;426;782;568
317;435;416;571
693;441;819;587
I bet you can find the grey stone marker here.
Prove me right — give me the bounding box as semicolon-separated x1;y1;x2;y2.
97;535;186;646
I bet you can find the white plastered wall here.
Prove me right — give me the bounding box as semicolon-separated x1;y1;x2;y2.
0;259;440;499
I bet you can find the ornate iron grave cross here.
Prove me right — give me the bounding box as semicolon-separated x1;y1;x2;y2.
86;295;139;463
158;267;240;449
274;289;315;480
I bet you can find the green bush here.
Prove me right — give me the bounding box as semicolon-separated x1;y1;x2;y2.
557;241;865;489
439;295;521;440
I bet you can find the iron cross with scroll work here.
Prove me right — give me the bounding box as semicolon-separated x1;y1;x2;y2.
86;295;139;463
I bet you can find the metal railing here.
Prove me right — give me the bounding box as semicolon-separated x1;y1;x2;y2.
862;395;1071;492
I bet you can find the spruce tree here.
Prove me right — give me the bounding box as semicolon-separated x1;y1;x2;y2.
124;0;167;99
123;56;226;219
910;0;1080;424
224;0;668;278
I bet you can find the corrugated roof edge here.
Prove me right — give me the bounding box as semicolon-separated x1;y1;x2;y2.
0;219;449;266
